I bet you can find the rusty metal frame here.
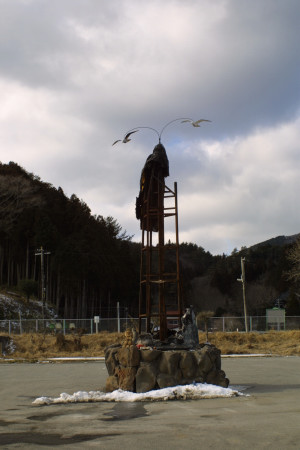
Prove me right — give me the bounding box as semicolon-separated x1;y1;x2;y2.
138;175;182;341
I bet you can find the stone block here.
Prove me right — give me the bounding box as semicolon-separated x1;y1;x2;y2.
105;342;229;393
159;351;181;375
105;345;121;376
179;351;196;379
140;348;162;362
206;369;229;388
105;375;119;393
202;344;221;369
117;345;140;367
174;368;183;384
194;376;204;383
157;373;177;389
116;367;137;391
136;364;157;393
194;350;213;374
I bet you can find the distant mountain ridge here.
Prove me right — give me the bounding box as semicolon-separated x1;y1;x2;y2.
250;233;300;250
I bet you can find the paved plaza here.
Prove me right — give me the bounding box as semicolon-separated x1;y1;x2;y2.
0;356;300;449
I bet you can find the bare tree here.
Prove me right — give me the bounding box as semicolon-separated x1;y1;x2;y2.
286;238;300;282
0;175;43;232
244;281;278;315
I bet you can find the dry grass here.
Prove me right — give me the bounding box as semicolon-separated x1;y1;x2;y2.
1;330;300;360
202;330;300;356
2;331;123;360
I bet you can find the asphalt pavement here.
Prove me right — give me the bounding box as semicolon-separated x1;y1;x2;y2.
0;356;300;449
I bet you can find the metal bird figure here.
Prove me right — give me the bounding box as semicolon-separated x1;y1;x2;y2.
181;119;211;127
112;130;139;146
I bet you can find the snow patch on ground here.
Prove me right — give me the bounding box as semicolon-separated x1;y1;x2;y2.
33;383;246;405
0;293;57;323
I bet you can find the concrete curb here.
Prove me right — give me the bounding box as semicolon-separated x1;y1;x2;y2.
0;354;277;363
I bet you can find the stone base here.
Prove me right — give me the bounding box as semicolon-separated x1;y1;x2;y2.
105;343;229;393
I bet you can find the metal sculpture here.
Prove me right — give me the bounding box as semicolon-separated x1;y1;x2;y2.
113;118;210;340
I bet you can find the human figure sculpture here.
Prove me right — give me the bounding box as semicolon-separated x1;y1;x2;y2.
182;306;199;348
135;143;169;231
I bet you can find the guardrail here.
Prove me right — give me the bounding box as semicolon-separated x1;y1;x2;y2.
0;316;299;335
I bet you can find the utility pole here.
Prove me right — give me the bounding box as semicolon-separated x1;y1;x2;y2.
237;257;248;332
35;246;51;322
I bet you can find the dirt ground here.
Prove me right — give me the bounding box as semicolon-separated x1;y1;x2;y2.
1;330;300;360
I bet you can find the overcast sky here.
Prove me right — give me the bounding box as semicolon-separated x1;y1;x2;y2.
1;0;300;255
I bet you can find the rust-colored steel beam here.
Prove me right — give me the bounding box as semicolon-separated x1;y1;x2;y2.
138;175;182;341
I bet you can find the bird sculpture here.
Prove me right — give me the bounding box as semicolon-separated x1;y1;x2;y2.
181;119;211;127
112;130;139;146
112;117;211;146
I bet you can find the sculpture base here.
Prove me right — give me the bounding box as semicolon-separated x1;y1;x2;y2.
105;343;229;393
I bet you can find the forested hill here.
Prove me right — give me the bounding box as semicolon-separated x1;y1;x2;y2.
250;234;300;249
0;162;140;318
1;161;299;320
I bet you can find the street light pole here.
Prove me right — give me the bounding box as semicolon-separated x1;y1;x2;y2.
35;246;51;322
237;257;248;332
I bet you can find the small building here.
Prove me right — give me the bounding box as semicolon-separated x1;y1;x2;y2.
266;308;285;330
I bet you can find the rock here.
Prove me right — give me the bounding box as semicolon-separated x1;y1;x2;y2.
117;345;140;367
140;348;162;362
202;344;221;370
105;345;121;376
136;333;154;347
182;307;199;348
104;342;229;393
105;375;119;392
157;373;177;389
194;349;213;374
136;364;157;393
206;369;229;388
159;351;181;375
179;351;196;379
116;367;137;391
174;368;183;384
193;375;205;383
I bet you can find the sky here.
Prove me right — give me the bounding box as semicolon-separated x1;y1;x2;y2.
1;0;300;255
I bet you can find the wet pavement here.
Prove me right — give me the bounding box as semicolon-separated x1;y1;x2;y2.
0;357;300;449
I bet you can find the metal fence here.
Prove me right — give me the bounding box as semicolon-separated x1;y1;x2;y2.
0;318;147;335
0;316;300;335
205;316;300;332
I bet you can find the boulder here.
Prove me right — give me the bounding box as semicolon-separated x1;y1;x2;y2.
206;369;229;388
194;349;213;374
105;375;119;393
159;351;181;375
140;348;162;362
179;351;196;379
157;373;177;389
105;345;121;376
104;340;229;393
136;364;157;393
117;345;140;367
116;367;137;391
203;344;221;370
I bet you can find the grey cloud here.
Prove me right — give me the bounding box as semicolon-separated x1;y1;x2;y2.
1;0;300;254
